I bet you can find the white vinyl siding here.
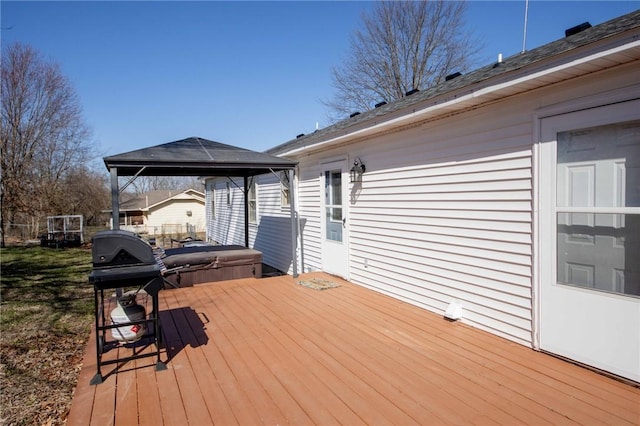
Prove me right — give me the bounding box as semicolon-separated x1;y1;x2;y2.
291;108;535;345
296;160;323;273
206;178;246;246
252;173;293;270
202;59;638;348
204;176;293;268
347;150;533;345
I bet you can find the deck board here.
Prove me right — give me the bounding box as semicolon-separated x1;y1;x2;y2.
68;273;640;425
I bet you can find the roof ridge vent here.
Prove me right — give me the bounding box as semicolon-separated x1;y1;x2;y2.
445;72;462;81
374;101;387;108
405;88;419;96
565;21;591;37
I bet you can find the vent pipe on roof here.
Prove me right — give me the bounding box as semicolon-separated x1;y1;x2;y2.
565;22;591;37
493;53;504;68
445;72;462;81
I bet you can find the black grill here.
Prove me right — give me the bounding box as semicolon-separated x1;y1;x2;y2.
90;229;165;286
89;230;167;385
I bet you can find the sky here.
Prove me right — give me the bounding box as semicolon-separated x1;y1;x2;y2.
2;1;639;165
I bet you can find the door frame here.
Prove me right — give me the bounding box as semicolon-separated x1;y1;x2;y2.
534;94;640;382
320;157;350;280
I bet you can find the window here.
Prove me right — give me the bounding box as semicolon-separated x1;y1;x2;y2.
248;179;257;224
208;184;215;218
324;170;343;242
205;181;215;224
556;120;640;296
281;172;290;207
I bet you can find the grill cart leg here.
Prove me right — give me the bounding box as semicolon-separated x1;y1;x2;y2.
90;288;104;385
153;292;167;371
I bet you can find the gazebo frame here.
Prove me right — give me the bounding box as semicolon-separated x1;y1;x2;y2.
103;137;300;276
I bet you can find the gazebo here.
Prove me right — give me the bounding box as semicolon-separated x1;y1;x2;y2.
103;136;300;276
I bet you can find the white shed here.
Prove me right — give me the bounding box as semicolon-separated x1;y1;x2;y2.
205;11;640;383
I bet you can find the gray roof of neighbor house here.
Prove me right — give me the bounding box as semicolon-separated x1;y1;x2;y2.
104;137;297;177
118;189;204;212
267;9;640;156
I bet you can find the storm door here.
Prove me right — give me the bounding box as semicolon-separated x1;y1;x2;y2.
539;101;640;383
321;160;349;278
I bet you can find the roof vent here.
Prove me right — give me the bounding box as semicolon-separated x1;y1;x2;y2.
296;133;305;139
492;53;504;69
565;22;591;37
374;101;387;108
445;72;462;81
405;88;419;96
350;112;361;118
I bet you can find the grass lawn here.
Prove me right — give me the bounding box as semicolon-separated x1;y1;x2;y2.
1;246;94;425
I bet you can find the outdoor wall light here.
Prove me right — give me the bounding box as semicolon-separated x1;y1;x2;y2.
186;210;192;217
350;158;366;183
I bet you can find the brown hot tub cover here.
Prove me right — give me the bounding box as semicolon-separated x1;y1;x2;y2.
162;245;262;287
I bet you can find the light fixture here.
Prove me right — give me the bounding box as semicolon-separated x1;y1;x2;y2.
350;158;366;183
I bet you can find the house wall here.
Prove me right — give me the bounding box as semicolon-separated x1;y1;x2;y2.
252;173;295;269
205;175;295;269
204;61;638;347
205;178;249;246
147;198;206;235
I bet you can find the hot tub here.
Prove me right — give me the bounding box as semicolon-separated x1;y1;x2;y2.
161;245;262;287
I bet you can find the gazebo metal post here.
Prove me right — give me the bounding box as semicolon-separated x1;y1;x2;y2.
243;176;249;248
289;168;298;278
110;168;120;230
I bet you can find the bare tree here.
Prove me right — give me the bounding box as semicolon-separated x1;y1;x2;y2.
56;166;110;225
1;43;92;246
324;1;479;120
128;176;204;195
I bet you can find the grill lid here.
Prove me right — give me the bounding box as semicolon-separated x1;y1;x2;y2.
92;230;155;267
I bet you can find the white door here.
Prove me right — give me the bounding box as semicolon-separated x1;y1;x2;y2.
321;160;349;279
539;100;640;383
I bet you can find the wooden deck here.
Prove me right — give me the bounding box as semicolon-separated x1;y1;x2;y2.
67;272;640;425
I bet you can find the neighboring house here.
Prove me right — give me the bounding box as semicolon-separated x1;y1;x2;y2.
111;189;206;235
205;11;640;382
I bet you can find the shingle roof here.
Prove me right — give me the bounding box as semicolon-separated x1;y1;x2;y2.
267;9;640;156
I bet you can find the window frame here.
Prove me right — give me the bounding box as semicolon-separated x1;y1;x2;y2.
281;172;291;208
248;179;258;224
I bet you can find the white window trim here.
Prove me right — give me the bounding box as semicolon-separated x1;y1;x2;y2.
248;179;258;224
281;172;291;208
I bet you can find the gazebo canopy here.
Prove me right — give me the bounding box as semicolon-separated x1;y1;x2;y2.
104;137;300;276
104;137;297;177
